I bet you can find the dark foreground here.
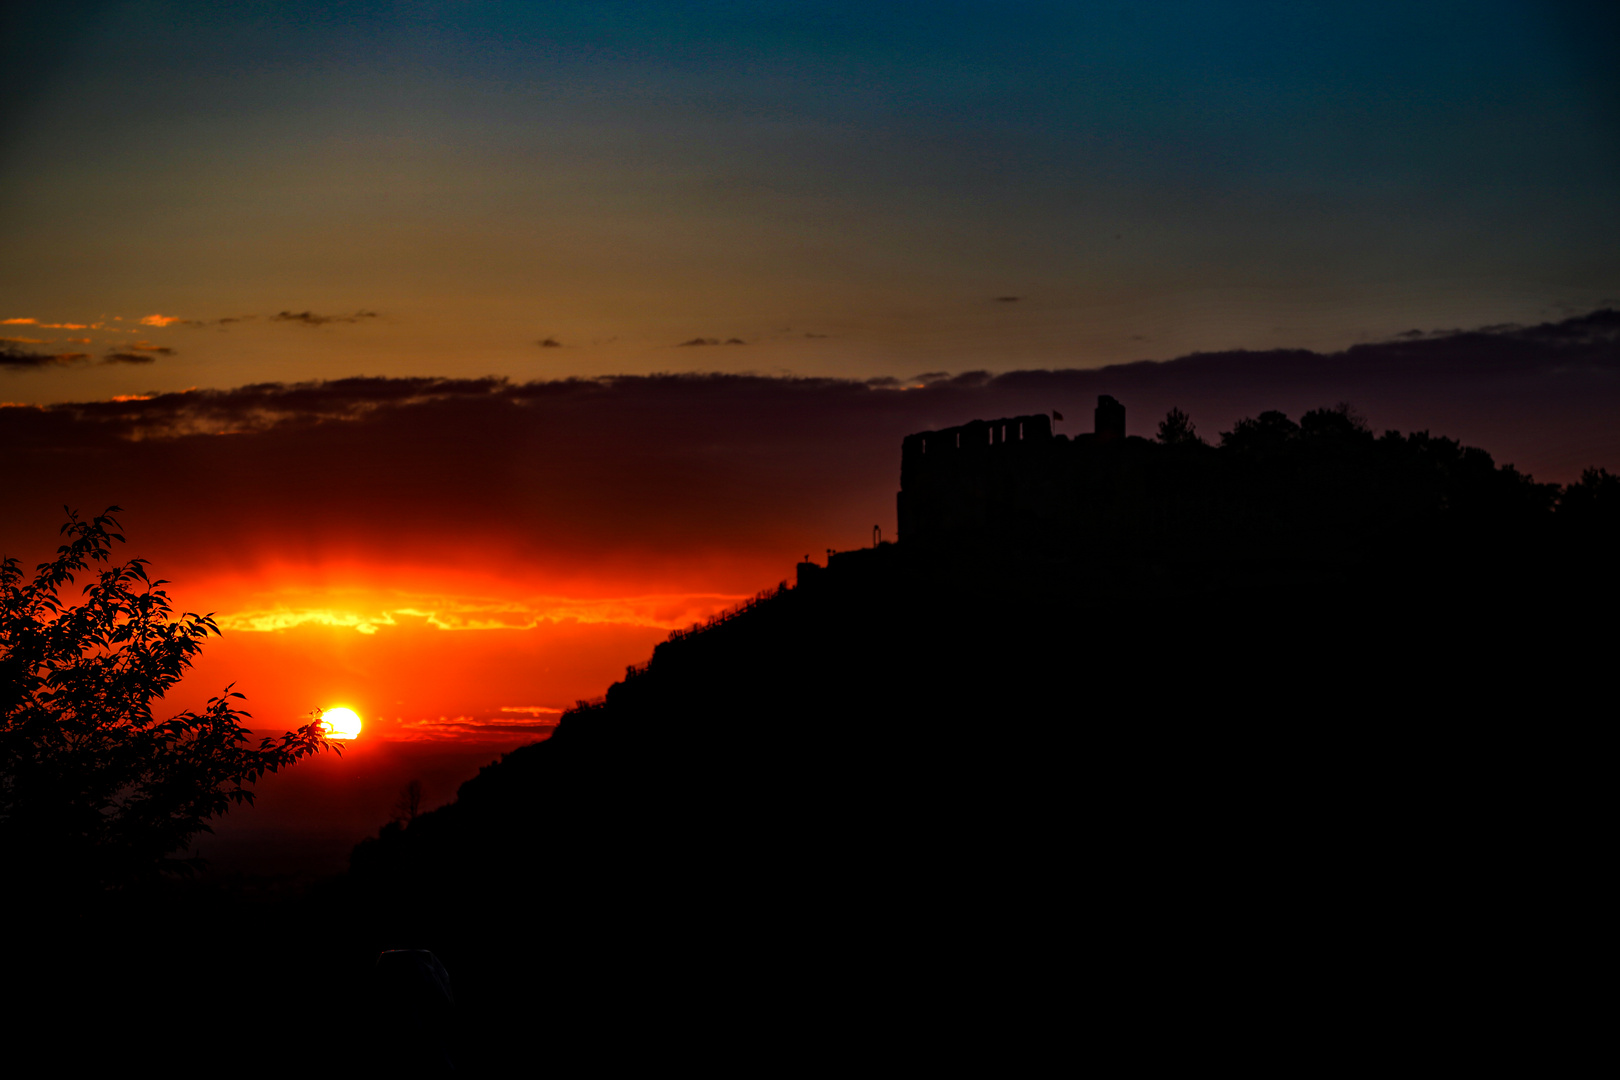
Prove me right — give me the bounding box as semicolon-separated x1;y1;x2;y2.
18;416;1614;1072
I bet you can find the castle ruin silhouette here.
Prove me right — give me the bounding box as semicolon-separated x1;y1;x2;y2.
897;394;1131;547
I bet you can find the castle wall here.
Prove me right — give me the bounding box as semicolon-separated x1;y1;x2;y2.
898;401;1147;546
898;413;1059;543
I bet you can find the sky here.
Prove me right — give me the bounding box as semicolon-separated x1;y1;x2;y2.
3;1;1617;870
4;1;1618;400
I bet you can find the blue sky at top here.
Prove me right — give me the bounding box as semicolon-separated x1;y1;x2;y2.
1;1;1615;401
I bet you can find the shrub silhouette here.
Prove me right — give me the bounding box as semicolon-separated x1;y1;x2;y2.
1;507;335;892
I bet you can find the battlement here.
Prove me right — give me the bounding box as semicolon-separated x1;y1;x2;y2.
901;412;1053;460
897;396;1134;545
900;413;1051;488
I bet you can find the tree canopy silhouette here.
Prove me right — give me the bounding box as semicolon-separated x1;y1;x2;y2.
1;508;335;891
1156;406;1203;445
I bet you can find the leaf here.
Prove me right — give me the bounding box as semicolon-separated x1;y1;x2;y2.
2;508;338;889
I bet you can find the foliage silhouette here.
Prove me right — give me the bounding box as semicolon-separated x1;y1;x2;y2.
1220;408;1301;452
1298;402;1370;440
1156;405;1203;445
0;507;335;891
1558;466;1620;523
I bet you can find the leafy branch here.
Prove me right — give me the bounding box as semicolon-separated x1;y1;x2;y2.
1;508;336;889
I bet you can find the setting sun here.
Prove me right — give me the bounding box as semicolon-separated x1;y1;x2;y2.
319;707;363;740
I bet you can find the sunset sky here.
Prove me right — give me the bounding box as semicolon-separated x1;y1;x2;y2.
4;1;1617;869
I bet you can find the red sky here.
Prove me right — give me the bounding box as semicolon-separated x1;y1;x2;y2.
6;5;1619;880
4;315;1618;873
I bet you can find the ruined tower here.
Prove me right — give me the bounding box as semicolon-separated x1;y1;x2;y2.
1095;395;1125;440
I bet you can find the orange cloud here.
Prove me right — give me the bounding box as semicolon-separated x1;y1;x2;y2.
140;314;184;327
3;318;89;329
175;592;668;752
381;715;563;742
212;590;746;636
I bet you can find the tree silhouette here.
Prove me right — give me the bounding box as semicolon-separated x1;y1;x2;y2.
1220;409;1300;451
393;779;425;825
1156;406;1203;446
1299;402;1370;441
1559;467;1620;524
1;508;335;891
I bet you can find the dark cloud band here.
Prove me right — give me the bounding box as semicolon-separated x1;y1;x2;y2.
273;310;380;326
2;311;1615;578
1;347;90;370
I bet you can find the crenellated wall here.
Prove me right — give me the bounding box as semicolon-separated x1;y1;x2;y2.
900;413;1052;485
897;398;1136;545
898;413;1062;543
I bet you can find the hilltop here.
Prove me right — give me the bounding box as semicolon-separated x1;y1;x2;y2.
338;398;1615;1070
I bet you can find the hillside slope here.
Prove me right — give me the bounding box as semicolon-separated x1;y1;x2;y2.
344;411;1614;1069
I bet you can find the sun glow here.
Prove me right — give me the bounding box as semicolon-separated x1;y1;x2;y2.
213;591;748;635
319;707;363;740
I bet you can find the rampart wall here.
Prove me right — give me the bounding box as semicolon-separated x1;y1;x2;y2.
900;413;1053;484
898;413;1061;542
897;398;1137;545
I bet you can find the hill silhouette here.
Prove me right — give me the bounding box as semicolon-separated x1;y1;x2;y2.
335;400;1615;1071
15;400;1608;1071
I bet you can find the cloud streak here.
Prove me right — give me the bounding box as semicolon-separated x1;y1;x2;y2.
212;591;748;635
1;347;91;370
2;310;1616;593
383;714;562;742
2;318;90;330
273;310;380;326
101;342;177;365
8;309;380;341
173;315;257;328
